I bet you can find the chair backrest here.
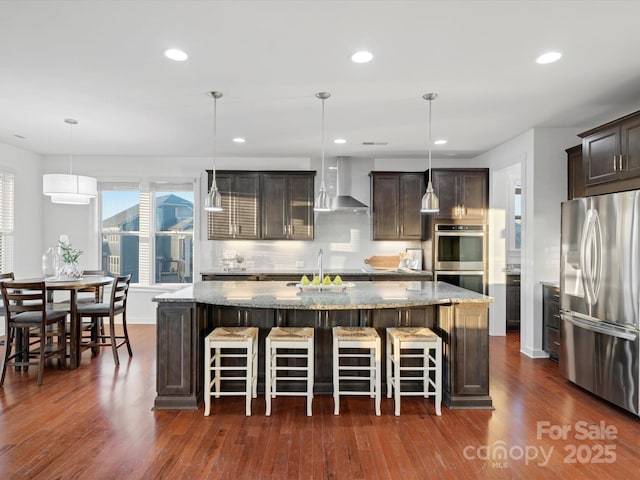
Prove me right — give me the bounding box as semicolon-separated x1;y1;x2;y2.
0;272;15;317
110;274;131;311
0;280;47;322
79;269;107;302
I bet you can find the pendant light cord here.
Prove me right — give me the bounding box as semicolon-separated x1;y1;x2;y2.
212;94;218;185
428;97;432;182
67;120;74;175
320;96;326;188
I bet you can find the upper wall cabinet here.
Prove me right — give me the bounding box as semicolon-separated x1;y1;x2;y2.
207;171;261;240
566;144;585;200
261;172;314;240
207;170;315;241
580;111;640;192
430;168;489;222
370;172;426;240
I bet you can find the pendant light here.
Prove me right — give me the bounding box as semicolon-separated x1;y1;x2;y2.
314;92;332;212
43;119;97;205
204;91;223;212
420;93;440;213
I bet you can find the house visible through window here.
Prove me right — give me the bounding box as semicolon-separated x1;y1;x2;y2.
100;181;194;284
0;171;14;273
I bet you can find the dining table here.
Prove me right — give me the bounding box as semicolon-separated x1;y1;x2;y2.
45;275;114;369
6;275;114;370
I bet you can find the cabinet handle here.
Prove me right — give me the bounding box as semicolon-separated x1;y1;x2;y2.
244;310;249;326
283;225;287;236
553;342;560;346
237;310;242;326
288;224;293;236
619;154;624;171
553;314;560;319
400;225;404;236
406;309;411;327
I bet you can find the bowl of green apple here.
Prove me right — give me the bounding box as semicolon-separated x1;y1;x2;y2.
296;274;352;292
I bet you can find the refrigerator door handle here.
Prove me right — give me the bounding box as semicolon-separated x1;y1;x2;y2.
591;210;603;301
579;211;595;305
561;313;637;341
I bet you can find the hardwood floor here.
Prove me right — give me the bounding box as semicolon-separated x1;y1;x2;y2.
1;326;639;479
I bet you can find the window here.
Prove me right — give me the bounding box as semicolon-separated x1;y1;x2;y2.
100;181;194;284
0;171;14;273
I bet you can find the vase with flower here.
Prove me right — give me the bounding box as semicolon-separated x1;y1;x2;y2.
57;240;84;280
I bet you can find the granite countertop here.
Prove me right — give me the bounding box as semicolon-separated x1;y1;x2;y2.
154;280;492;310
201;268;433;277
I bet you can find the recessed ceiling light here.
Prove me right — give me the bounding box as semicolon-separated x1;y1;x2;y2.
351;50;373;64
434;139;447;145
334;138;346;144
233;137;246;143
536;51;562;64
163;48;188;61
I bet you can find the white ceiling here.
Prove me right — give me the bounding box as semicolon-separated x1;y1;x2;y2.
2;0;640;162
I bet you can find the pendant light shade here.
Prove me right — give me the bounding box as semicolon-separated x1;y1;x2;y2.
204;91;223;212
314;92;332;212
43;119;97;205
420;93;440;213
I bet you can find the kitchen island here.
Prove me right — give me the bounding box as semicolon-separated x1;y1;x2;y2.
153;280;493;411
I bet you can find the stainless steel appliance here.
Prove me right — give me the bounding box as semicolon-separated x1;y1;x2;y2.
434;224;485;271
560;190;640;415
434;271;485;295
434;224;486;294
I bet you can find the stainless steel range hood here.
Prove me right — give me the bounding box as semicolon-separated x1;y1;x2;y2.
331;157;369;212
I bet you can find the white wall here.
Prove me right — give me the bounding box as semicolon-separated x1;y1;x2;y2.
475;127;581;357
0;142;44;276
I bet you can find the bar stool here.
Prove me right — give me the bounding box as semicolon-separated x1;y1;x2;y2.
332;326;381;416
204;327;258;416
265;327;314;416
386;327;442;416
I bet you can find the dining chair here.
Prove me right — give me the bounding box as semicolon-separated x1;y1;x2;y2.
76;274;132;367
0;272;15;349
0;280;67;386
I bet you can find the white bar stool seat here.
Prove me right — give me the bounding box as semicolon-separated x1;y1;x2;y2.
332;326;381;416
386;327;442;416
204;326;258;416
265;327;314;416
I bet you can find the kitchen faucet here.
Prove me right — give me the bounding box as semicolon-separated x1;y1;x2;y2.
318;249;323;281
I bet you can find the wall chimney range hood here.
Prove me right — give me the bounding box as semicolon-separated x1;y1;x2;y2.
331;156;369;212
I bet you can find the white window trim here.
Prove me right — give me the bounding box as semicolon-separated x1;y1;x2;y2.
0;171;15;274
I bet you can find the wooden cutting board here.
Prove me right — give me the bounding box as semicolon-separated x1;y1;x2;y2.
364;255;400;270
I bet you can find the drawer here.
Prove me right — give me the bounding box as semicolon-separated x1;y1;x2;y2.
544;327;560;361
545;309;561;329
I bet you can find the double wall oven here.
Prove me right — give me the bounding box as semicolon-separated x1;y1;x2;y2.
433;224;486;294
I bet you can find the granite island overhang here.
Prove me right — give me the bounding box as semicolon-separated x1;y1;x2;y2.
153;281;494;411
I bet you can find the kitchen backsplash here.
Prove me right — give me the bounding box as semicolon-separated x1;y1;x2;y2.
199;211;427;272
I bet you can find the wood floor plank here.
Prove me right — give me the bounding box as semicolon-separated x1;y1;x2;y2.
1;326;640;479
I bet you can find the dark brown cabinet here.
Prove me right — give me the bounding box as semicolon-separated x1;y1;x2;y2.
436;303;492;408
542;284;560;361
261;172;314;240
370;172;426;240
207;170;314;241
506;274;520;332
207;171;261;240
580;111;640;191
430;168;489;221
566;144;585;200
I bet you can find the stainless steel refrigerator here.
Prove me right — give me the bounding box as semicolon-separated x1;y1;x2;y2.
560;189;640;415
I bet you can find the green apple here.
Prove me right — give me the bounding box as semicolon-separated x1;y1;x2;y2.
323;275;332;285
333;275;343;285
301;275;310;285
312;275;321;285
